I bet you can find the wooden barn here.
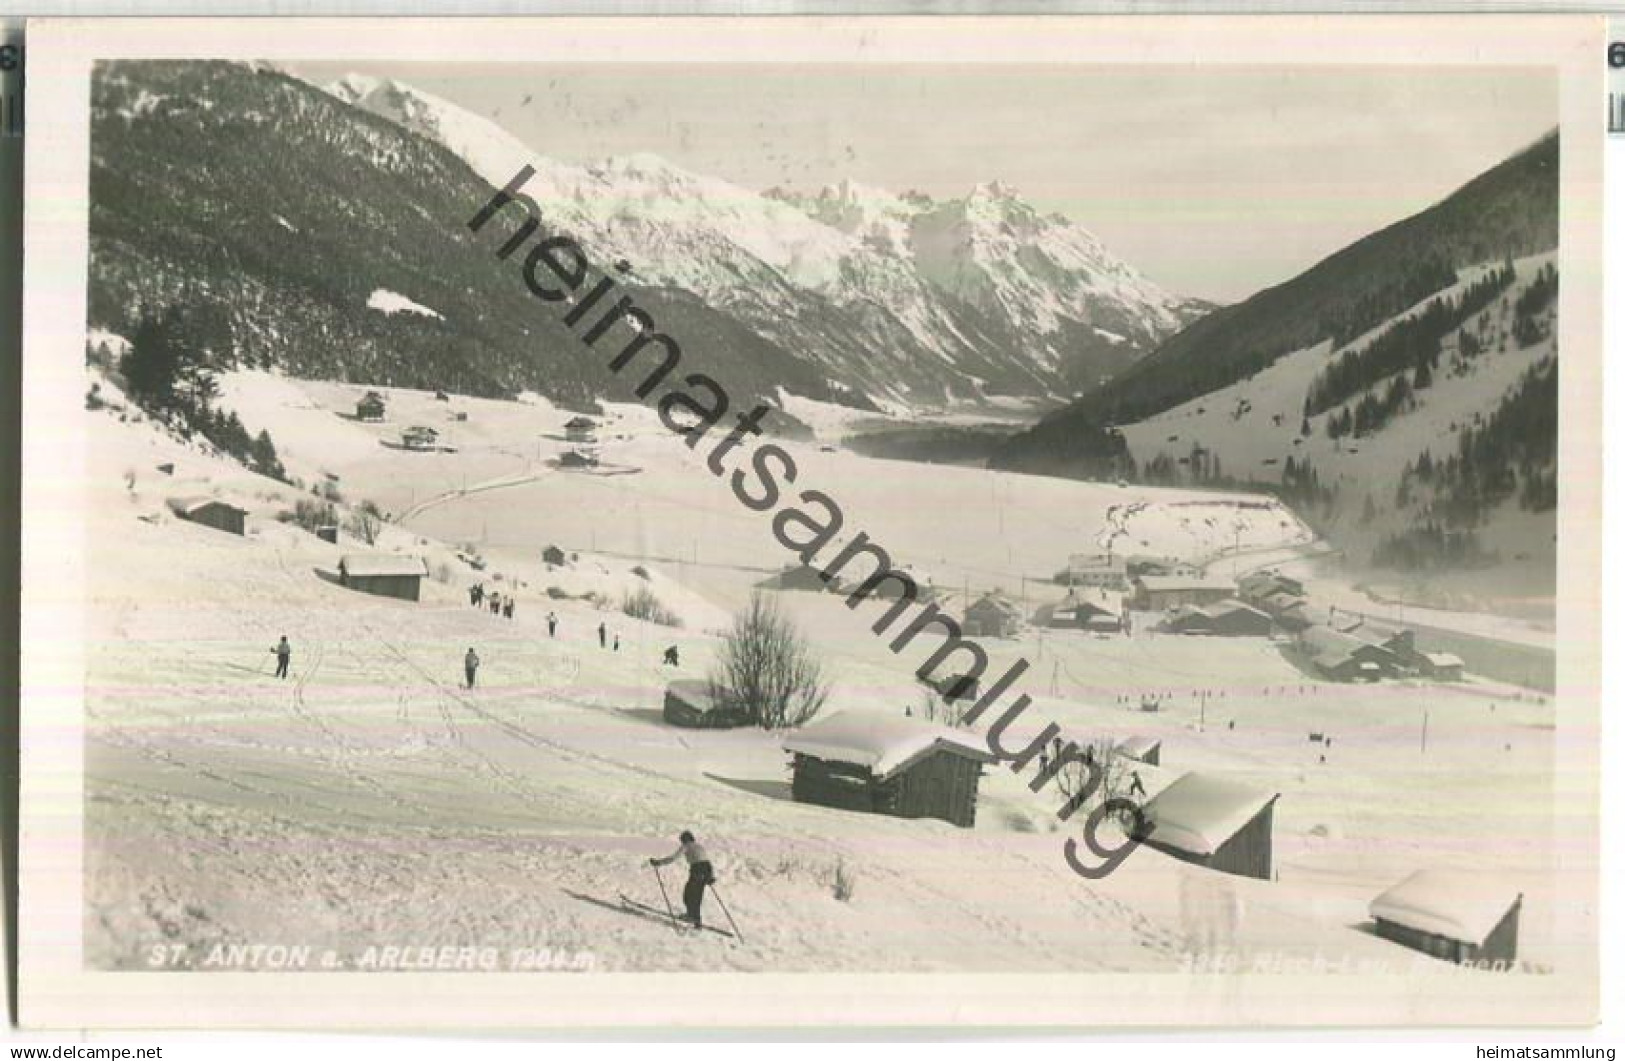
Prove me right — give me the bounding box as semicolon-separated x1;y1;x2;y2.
1132;574;1233;612
782;714;995;828
963;594;1021;638
166;496;247;536
316;525;339;544
355;391;386;422
1134;772;1279;880
1300;625;1399;681
1163;599;1272;637
662;680;749;729
1116;735;1162;766
541;545;568;567
564;415;598;443
1369;869;1522;965
337;554;427;602
559;449;599;469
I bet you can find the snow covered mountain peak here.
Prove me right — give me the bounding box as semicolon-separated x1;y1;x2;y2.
319;69;1208;404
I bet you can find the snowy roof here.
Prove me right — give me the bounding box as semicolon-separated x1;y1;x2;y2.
166;496;244;517
1116;735;1161;759
1302;625;1383;660
1135;574;1227;593
1139;772;1278;856
1369;869;1521;944
783;713;994;780
1083;614;1122;629
967;594;1021;617
565;415;597;428
1206;599;1270;620
666;679;722;713
1424;652;1465;668
339;554;427;578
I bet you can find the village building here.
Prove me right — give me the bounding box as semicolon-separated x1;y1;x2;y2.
1125;555;1199;579
1162;599;1273;637
1043;590;1123;631
1271;597;1314;632
1369;869;1522;965
355;391;386;422
400;425;439;451
1131;574;1233;611
1343;618;1422;667
963;594;1021;638
1237;570;1305;605
1116;735;1162;766
662;680;749;729
166;496;247;536
558;449;599;469
1134;772;1279;880
1417;652;1466;681
337;554;427;602
1300;625;1400;681
564;415;598;443
783;714;995;828
1059;552;1129;590
541;545;568;567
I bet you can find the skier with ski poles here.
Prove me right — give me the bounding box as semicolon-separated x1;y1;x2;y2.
649;830;714;930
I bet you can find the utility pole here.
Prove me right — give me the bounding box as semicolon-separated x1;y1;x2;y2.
1421;708;1429;754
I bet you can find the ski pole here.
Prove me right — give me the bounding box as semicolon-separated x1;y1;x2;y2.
710;884;744;944
650;863;680;932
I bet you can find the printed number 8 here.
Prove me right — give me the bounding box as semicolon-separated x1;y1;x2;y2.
0;45;18;72
1611;41;1625;68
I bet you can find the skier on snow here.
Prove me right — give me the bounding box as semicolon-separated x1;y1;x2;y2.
649;830;714;930
272;635;292;679
464;647;480;689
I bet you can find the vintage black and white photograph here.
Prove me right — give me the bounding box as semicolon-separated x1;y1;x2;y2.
17;15;1605;1029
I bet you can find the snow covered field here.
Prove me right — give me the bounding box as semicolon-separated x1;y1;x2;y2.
81;374;1573;977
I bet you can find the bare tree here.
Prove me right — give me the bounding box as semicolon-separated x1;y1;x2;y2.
709;592;829;729
346;499;384;546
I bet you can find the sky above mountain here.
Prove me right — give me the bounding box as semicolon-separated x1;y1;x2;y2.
293;61;1554;303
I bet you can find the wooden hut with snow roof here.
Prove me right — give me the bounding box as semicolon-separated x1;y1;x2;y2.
1369;869;1522;965
774;562;838;593
1116;735;1162;767
783;714;995;828
663;680;749;729
1134;772;1279;880
1163;599;1273;637
166;496;247;536
337;554;427;602
1300;625;1399;681
355;391;386;422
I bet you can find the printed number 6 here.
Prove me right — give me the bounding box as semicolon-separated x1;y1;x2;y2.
0;45;18;72
1611;41;1625;68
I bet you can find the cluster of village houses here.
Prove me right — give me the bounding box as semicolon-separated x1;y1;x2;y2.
156;387;1504;970
355;390;600;466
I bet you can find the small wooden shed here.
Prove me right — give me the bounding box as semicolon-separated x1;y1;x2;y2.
1418;652;1465;681
564;415;598;443
356;391;386;422
1370;869;1522;965
663;680;749;729
783;714;995;828
1116;735;1162;767
559;449;599;469
1135;772;1279;880
166;496;247;536
337;554;426;602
